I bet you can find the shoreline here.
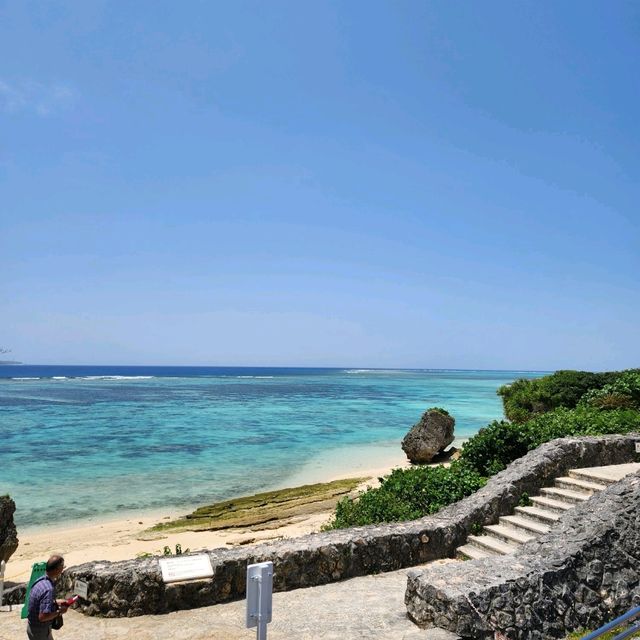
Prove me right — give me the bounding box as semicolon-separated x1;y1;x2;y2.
16;439;412;536
7;442;414;584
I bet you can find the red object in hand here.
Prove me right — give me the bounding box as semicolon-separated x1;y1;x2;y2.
62;595;79;606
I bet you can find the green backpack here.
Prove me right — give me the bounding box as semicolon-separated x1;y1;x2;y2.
20;561;47;619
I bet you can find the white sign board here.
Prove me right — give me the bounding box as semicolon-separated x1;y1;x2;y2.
636;442;640;454
74;579;89;599
159;555;213;583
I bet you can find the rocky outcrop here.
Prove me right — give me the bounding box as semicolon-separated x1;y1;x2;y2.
405;469;640;639
0;495;18;564
57;434;640;617
402;409;455;463
3;583;26;606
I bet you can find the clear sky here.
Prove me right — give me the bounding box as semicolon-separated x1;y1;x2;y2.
1;1;639;370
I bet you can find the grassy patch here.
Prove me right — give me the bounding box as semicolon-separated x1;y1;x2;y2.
566;630;640;639
148;477;366;533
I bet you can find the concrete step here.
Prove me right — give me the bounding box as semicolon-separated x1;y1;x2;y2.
539;487;590;505
530;495;574;514
500;514;551;536
554;476;605;495
514;505;561;525
466;534;519;556
484;524;535;546
568;468;616;486
456;543;493;560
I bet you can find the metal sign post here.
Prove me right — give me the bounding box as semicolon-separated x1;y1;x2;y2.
0;560;9;612
246;561;273;640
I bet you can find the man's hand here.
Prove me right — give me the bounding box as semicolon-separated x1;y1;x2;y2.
38;609;65;623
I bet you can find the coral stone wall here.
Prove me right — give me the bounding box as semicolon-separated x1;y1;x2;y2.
406;469;640;639
58;435;639;617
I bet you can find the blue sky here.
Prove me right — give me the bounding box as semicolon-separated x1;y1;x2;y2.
1;1;639;369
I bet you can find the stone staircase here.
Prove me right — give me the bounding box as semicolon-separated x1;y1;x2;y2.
457;466;620;560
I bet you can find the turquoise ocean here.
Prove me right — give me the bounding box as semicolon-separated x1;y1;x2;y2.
0;366;543;529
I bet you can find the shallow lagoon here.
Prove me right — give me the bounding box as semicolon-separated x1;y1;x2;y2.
0;366;543;528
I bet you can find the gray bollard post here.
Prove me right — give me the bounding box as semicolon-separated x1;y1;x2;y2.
0;560;8;612
246;561;273;640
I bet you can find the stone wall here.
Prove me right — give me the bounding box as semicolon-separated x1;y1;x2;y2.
0;495;18;564
405;469;640;639
58;434;640;617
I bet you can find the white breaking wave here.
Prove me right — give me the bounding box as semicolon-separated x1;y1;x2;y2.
10;377;41;380
6;395;76;403
81;375;154;380
344;369;408;374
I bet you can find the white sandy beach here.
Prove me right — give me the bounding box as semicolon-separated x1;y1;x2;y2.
6;444;414;584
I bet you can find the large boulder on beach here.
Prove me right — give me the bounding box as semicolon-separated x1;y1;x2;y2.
401;408;455;464
0;495;19;563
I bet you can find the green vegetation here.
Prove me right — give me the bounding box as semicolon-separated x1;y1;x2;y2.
565;630;639;640
327;368;640;529
428;407;450;416
498;370;617;423
497;369;639;423
459;407;640;477
150;477;364;533
163;544;189;556
518;492;532;507
328;462;485;529
579;370;640;411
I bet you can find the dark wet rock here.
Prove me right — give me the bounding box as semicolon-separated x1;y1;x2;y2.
0;495;18;564
430;446;460;464
3;582;26;606
402;409;455;463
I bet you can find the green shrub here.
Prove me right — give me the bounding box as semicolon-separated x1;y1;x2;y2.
428;407;450;416
565;631;624;640
459;420;529;476
518;492;532;507
461;407;640;474
497;370;624;423
522;406;640;448
579;371;640;411
326;461;486;529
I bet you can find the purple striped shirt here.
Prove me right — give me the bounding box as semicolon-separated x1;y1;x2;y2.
27;576;56;626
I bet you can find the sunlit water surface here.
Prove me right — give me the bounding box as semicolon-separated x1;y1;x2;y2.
0;366;544;528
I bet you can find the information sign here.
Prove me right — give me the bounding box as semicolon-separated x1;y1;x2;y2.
159;555;213;583
74;579;89;599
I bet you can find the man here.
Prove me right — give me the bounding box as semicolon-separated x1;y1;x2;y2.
26;555;69;640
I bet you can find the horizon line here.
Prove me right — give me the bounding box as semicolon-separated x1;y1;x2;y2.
0;363;555;373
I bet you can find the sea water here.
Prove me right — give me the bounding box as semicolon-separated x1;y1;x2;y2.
0;366;543;528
